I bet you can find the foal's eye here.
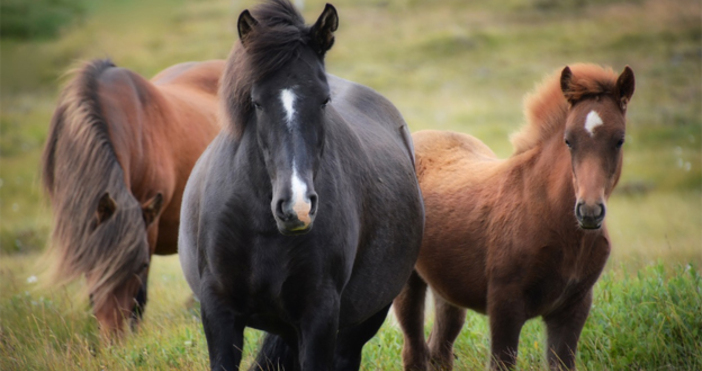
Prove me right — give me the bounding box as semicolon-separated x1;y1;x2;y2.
565;139;572;149
615;138;625;149
322;97;331;107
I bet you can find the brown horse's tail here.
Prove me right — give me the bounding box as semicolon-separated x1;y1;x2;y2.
41;59;149;309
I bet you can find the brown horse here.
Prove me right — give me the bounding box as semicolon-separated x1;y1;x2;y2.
42;58;224;335
394;64;635;370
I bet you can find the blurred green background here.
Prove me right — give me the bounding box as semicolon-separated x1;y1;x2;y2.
1;0;700;369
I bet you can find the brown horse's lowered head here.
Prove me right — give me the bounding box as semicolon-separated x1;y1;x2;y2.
85;191;163;336
560;65;635;229
42;59;164;337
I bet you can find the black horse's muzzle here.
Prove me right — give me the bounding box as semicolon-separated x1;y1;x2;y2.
273;193;318;235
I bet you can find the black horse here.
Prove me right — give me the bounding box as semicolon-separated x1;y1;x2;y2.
178;1;424;370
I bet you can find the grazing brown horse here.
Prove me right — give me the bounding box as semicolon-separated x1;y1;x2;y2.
394;64;635;370
42;58;224;336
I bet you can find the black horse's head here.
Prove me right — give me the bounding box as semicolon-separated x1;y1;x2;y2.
232;1;339;235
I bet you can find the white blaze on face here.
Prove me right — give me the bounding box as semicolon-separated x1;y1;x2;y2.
280;88;311;225
281;89;296;131
584;110;603;137
291;161;311;225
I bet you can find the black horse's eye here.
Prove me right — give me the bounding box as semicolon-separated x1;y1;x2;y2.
322;97;331;107
252;100;262;110
615;138;625;148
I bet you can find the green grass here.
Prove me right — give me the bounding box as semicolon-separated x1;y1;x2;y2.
1;255;700;370
0;0;700;369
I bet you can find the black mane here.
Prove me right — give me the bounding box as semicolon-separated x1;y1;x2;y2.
221;0;315;138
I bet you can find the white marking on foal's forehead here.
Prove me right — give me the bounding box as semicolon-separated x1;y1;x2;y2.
280;89;296;129
584;110;603;137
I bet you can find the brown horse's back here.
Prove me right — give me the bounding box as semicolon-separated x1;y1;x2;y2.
95;60;224;256
412;130;502;312
152;60;224;96
149;60;225;254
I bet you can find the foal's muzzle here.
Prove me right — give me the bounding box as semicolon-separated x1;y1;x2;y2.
575;201;605;230
273;193;318;235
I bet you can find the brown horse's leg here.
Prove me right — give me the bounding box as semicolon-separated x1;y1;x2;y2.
543;290;592;371
394;270;430;371
488;288;526;370
427;293;466;370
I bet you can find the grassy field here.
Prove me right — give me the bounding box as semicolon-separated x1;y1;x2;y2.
1;0;700;369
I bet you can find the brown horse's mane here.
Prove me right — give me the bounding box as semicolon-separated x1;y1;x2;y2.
510;64;619;155
41;59;148;309
221;0;311;138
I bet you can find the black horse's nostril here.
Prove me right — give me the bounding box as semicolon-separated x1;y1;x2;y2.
309;194;318;216
275;199;290;221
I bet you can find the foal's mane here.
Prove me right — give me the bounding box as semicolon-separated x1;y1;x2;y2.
221;0;312;138
42;59;148;308
510;64;619;154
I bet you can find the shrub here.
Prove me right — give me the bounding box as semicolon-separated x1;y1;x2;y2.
0;0;86;40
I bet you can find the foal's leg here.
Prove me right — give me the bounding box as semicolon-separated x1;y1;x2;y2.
427;293;466;370
543;290;592;370
297;292;340;371
393;270;430;371
200;286;245;371
488;286;526;370
333;303;392;371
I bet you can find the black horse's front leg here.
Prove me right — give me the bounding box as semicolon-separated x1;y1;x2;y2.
297;291;340;371
200;284;246;371
334;303;392;371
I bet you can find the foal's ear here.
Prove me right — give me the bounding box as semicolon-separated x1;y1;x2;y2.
142;193;163;227
560;66;576;103
237;9;259;47
96;192;117;225
311;3;339;56
616;65;635;111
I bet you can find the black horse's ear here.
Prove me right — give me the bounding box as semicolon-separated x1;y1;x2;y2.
311;3;339;56
237;9;259;47
142;193;163;227
96;192;117;225
616;65;635;111
560;66;575;103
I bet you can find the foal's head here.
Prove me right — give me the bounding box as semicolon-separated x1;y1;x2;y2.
560;65;635;229
227;1;338;235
